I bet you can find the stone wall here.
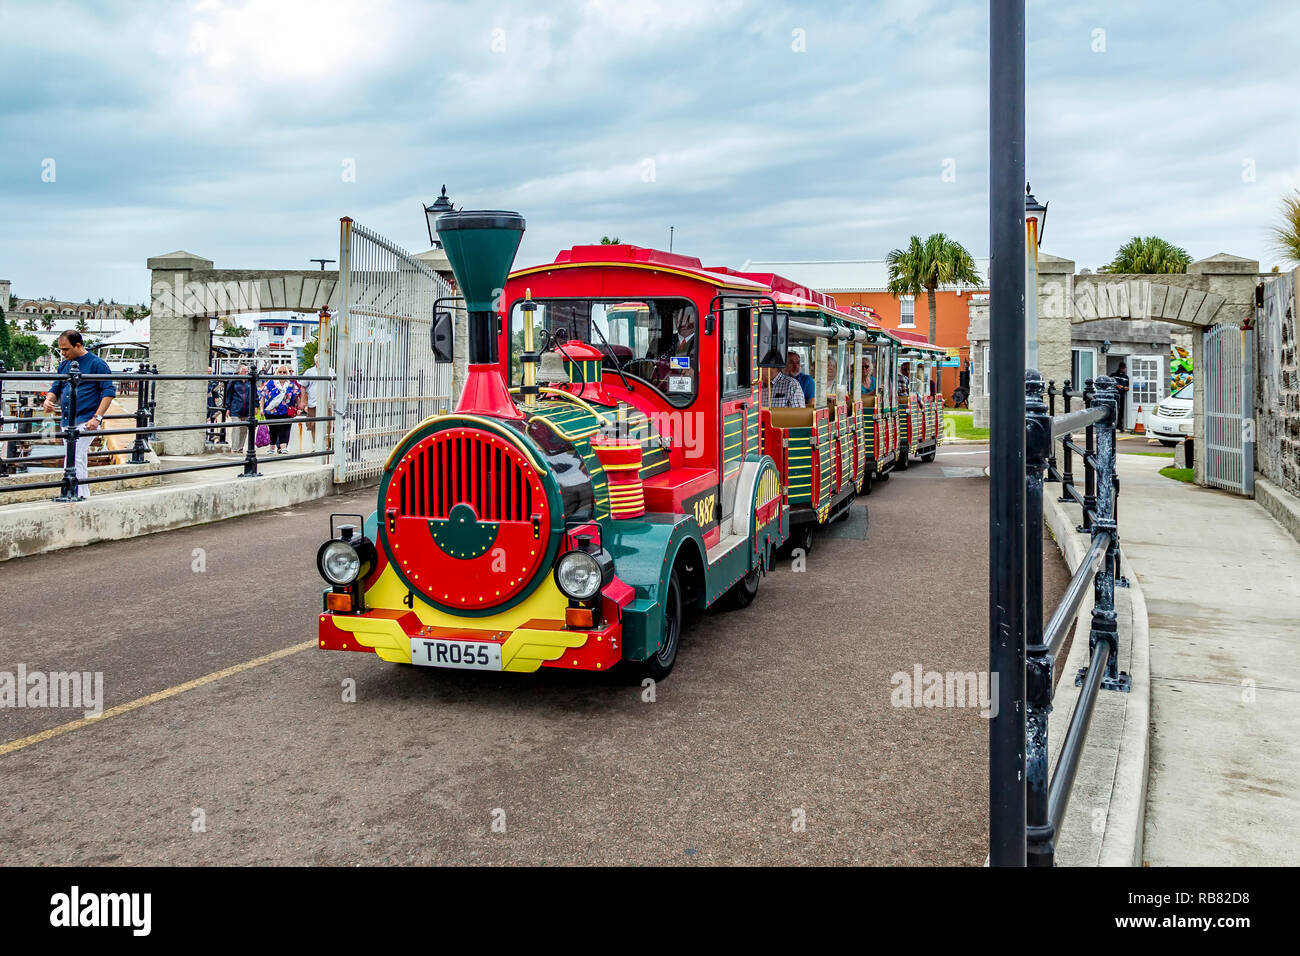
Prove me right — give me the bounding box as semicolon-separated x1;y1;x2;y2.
1257;268;1300;496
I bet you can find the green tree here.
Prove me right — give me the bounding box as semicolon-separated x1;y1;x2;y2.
9;333;47;369
1270;189;1300;267
300;327;320;372
600;236;621;244
1100;236;1191;274
0;309;10;366
41;313;55;331
219;316;251;337
886;233;982;345
24;316;38;332
75;317;89;334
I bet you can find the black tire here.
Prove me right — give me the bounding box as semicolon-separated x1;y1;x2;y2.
723;562;761;609
897;447;910;470
1158;439;1178;447
626;569;682;682
921;449;936;463
796;523;815;554
862;472;873;495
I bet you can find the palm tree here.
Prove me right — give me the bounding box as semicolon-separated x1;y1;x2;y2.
1100;236;1191;274
600;236;621;245
886;233;982;345
1270;189;1300;267
41;314;55;331
75;317;89;334
24;317;37;332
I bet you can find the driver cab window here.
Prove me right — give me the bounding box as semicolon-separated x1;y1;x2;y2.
509;297;699;406
721;305;751;396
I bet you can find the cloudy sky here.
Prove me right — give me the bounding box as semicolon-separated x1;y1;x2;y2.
2;0;1298;305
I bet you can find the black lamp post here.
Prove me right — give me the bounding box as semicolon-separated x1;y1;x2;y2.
1025;183;1048;248
424;185;454;248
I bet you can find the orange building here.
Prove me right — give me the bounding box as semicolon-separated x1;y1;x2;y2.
740;258;989;404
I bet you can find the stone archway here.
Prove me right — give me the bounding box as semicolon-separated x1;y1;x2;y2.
969;253;1260;485
147;251;342;454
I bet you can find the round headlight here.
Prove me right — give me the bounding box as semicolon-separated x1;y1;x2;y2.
319;540;361;585
555;550;602;600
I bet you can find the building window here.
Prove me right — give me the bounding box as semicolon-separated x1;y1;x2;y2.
1071;347;1097;388
900;296;915;328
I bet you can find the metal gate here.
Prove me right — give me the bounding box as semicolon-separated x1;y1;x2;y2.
1203;322;1254;495
323;218;454;482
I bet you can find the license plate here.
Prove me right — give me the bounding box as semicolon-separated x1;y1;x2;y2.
409;638;503;670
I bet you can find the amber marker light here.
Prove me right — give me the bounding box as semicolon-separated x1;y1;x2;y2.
326;592;353;613
565;607;594;629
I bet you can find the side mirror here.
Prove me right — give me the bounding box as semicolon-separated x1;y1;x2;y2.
431;311;454;364
756;307;788;368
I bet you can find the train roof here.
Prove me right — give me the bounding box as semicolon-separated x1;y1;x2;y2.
510;245;768;292
892;328;946;354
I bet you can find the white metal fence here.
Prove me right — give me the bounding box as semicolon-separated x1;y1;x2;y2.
323;218;454;482
1203;322;1254;496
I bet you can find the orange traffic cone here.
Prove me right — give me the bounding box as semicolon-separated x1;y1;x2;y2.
1133;406;1145;435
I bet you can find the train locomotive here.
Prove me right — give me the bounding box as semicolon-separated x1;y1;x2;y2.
314;209;944;680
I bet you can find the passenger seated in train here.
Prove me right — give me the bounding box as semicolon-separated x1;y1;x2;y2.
761;365;804;408
898;362;911;400
786;351;815;405
861;356;877;395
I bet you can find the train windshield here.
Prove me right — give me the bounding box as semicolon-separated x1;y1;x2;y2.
510;297;698;406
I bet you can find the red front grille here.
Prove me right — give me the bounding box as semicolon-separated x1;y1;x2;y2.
382;426;554;611
395;430;535;520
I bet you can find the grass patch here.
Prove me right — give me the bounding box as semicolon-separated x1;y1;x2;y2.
944;410;989;441
1159;466;1194;483
1122;450;1175;458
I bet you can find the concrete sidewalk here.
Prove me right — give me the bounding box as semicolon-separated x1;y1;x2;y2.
0;454;335;561
1117;454;1300;865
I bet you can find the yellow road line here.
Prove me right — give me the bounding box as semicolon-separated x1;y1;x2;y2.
0;639;316;758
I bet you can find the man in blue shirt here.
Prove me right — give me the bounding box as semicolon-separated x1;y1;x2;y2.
41;330;117;499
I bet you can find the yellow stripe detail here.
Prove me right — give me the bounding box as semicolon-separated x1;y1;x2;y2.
0;640;316;758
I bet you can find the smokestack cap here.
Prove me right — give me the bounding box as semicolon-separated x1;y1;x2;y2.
436;211;526;233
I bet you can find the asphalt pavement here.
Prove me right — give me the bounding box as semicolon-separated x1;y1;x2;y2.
0;443;1069;865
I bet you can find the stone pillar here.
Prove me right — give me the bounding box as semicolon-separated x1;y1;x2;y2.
1187;253;1260;486
148;251;214;455
1036;254;1075;390
967;294;990;428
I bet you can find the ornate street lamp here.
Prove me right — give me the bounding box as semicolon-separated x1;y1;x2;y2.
424;185;454;248
1024;183;1048;249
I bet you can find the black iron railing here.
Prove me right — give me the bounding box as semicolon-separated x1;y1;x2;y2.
0;361;334;501
1017;370;1130;867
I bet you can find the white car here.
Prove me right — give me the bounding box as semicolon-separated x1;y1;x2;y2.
1148;383;1193;446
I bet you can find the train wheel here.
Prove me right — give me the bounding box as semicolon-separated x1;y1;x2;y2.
626;570;681;682
796;524;815;554
897;447;910;470
921;448;936;463
861;472;873;495
723;562;761;609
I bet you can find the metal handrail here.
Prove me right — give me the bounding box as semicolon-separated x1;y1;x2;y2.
0;360;334;498
1013;370;1127;868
